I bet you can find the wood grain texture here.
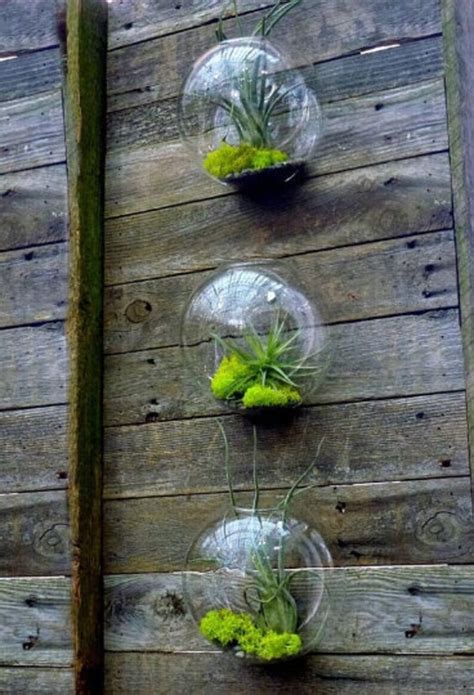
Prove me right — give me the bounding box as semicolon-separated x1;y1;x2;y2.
0;0;62;53
105;652;474;694
0;90;65;175
0;48;62;104
0;243;67;328
0;322;67;410
108;35;443;135
64;0;107;690
0;490;70;576
104;565;474;653
104;310;464;427
104;393;468;499
106;79;448;218
105;231;457;355
0;405;68;494
107;0;441;95
104;477;473;572
105;152;452;285
443;0;474;500
0;576;71;666
0;164;68;252
0;667;73;692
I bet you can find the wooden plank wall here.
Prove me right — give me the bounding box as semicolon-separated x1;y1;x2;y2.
0;0;73;689
103;0;474;692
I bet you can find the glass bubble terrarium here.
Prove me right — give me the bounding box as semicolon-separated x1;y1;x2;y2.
181;259;330;414
184;435;333;665
178;37;322;187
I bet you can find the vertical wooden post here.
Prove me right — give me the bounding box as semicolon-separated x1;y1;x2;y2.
443;0;474;501
64;0;107;692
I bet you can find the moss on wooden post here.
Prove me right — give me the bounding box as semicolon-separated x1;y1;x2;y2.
443;0;474;499
64;0;107;691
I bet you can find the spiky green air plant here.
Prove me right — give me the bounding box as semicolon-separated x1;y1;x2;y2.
210;315;320;408
203;0;304;177
198;424;324;660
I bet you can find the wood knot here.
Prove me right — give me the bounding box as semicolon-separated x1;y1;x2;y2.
34;523;69;558
126;299;152;324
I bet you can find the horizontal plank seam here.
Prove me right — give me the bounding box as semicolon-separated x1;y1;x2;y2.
103;474;471;503
104;305;459;358
0;318;65;335
0;238;68;256
104;148;450;221
0;401;68;415
105;227;454;289
104;388;467;430
0;484;68;495
103;648;474;656
107;32;443;113
0;159;67;178
0;43;60;59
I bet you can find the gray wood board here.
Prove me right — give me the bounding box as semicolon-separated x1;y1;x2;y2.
104;152;452;285
0;48;62;104
107;0;441;94
105;652;474;694
0;90;65;175
105;230;457;354
0;0;63;53
0;576;71;666
0;243;67;328
0;667;73;693
0;490;70;576
105;79;448;218
104;392;468;499
104;309;464;427
0;322;67;410
0;164;68;251
104;477;474;572
107;35;443;135
104;565;474;653
0;405;68;494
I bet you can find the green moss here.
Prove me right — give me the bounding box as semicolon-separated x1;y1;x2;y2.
242;383;302;409
204;142;288;179
199;608;302;661
210;354;253;400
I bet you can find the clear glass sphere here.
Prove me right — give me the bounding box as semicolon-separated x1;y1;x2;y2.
178;37;322;185
181;259;330;413
184;506;332;662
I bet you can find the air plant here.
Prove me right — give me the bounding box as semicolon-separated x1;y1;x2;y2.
198;424;325;661
210;315;320;408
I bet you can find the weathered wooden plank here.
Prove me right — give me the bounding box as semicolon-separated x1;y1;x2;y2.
0;405;68;494
104;565;474;652
64;0;107;691
0;0;63;53
0;667;73;692
0;90;65;175
108;35;443;136
443;0;474;501
105;231;457;355
105;652;474;694
104;478;473;572
0;48;62;104
106;79;447;218
0;322;67;410
0;243;67;328
104;393;468;500
104;310;464;427
107;0;441;96
105;152;452;284
0;576;71;666
0;164;68;251
0;490;70;576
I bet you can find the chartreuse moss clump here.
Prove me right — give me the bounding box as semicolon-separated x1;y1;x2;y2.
204;143;288;179
200;608;302;661
242;383;301;409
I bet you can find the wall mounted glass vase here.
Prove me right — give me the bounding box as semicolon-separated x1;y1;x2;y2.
184;505;332;663
178;38;322;188
181;259;331;414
